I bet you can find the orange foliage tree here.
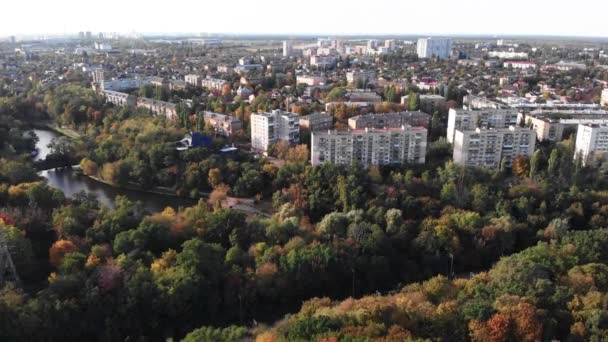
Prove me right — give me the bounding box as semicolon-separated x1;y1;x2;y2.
49;239;77;267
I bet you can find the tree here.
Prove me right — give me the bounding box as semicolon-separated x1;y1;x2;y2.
208;168;223;189
512;156;530;178
529;150;542;179
547;148;559;177
49;239;78;267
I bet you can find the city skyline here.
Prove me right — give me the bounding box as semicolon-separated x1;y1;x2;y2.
2;0;608;38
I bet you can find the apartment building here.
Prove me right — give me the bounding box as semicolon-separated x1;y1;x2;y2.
103;90;136;107
100;78;149;92
344;89;382;103
92;69;104;83
251;110;300;154
283;40;293;57
574;124;608;165
296;75;326;86
185;74;201;87
348;111;430;129
299;112;333;131
417;37;453;59
346;70;376;85
602;89;608;107
311;126;427;167
203;111;242;137
504;61;537;70
519;109;608;142
201;77;229;91
401;94;446;114
136;98;177;120
453;126;536;169
310;55;337;68
447;107;519;143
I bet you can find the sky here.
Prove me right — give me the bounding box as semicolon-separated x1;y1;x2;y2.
2;0;608;37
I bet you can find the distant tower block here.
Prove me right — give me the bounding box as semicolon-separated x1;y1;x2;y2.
0;229;19;286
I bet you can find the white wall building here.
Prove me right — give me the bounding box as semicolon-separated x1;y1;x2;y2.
601;89;608;107
311;126;427;167
346;70;376;85
296;75;326;86
453;126;536;169
417;37;453;59
251;110;300;154
574;124;608;165
283;41;293;57
201;77;229;91
447;107;519;143
488;51;528;59
185;74;201;87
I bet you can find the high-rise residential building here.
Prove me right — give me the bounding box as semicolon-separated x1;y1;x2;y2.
401;94;446;114
202;111;242;137
453;126;535;169
282;41;293;57
92;69;105;83
574;124;608;165
416;37;453;59
251;110;300;154
85;31;92;39
519;109;608;142
602;89;608;107
447;107;519;143
311;126;427;167
348;111;431;129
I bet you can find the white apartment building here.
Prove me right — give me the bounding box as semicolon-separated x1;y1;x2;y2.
447;107;519;143
519;110;608;142
574;124;608;165
310;55;337;68
504;61;537;70
251;110;300;154
453;126;536;169
92;69;104;83
488;51;528;59
311;126;427;167
601;89;608;107
296;75;326;86
201;77;229;91
185;74;201;87
103;90;136;107
346;70;376;85
417;37;453;59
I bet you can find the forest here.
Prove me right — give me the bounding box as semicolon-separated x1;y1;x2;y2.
2;82;608;341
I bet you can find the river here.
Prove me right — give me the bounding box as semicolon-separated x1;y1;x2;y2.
33;129;197;212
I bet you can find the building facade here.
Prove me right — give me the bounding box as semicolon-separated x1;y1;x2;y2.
348;111;430;129
447;107;519;143
311;126;427;167
202;111;242;137
103;90;136;107
251;110;300;154
346;70;376;85
299;112;333;131
453;126;535;169
417;37;453;59
401;94;446;114
519;110;608;142
574;124;608;165
602;89;608;107
185;74;201;87
136;98;177;120
201;77;229;91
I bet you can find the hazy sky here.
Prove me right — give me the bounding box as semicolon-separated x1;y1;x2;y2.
2;0;607;37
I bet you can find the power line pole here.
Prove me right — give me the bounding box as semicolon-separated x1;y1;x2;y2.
0;229;20;286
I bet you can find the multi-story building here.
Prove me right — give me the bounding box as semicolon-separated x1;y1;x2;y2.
504;61;537;69
601;89;608;107
251;110;300;154
310;55;337;68
283;41;293;57
348;111;431;129
417;37;453;59
201;77;229;91
103;90;136;107
185;74;201;87
203;111;242;137
296;75;326;86
299;112;333;132
100;78;149;92
453;126;536;169
346;70;376;85
401;94;446;114
519;109;608;142
447;107;519;143
311;126;427;167
344;89;382;103
488;51;528;59
92;69;104;83
136;98;177;120
574;124;608;165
